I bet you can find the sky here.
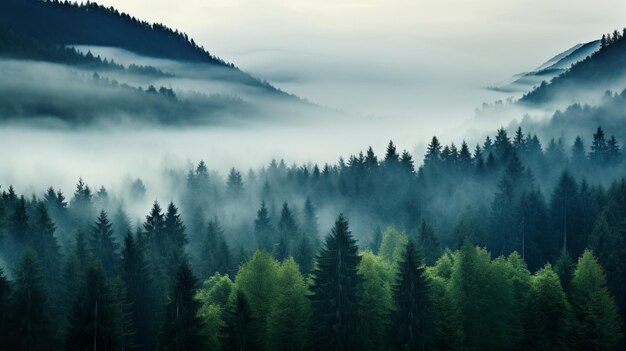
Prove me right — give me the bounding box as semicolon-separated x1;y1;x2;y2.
94;0;626;122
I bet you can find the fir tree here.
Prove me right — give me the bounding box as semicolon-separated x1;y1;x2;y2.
254;201;274;253
391;241;430;351
10;249;54;350
121;231;158;350
221;290;259;351
310;214;361;350
66;261;123;351
90;210;119;275
158;259;205;351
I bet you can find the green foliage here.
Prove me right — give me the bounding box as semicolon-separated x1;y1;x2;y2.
195;273;234;350
266;258;312;351
158;259;206;351
448;244;516;350
358;252;393;351
391;242;431;351
234;250;279;348
378;227;408;266
524;264;571;350
221;290;259;351
570;250;622;350
310;214;361;350
10;248;55;350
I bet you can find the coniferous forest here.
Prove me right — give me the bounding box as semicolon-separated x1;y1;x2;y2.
1;125;625;350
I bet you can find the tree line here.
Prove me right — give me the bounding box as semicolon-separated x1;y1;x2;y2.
1;125;626;349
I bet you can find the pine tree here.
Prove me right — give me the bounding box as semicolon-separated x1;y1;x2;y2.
227;168;244;197
278;202;298;239
590;126;607;163
30;202;62;293
571;136;587;167
221;290;259;351
158;259;205;351
310;214;361;350
523;265;571;351
424;136;442;165
90;210;119;275
199;217;233;279
10;249;54;350
384;140;400;167
0;268;11;347
302;198;319;238
11;195;28;245
266;258;312;351
66;261;123;351
164;202;188;266
570;250;621;350
418;219;440;265
254;201;274;253
293;235;314;275
121;231;158;350
358;252;392;351
391;241;430;351
554;249;575;295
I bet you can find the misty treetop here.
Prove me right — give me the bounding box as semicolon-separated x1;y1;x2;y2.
1;124;626;349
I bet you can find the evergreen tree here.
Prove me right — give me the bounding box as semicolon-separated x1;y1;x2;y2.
254;201;274;253
391;241;430;351
424;136;442;165
278;202;298;239
199;217;232;279
310;214;361;351
293;235;315;275
158;259;205;351
227;168;244;197
221;290;259;351
590;126;607;163
11;195;28;245
90;210;119;275
302;198;319;238
30;202;62;293
384;140;400;167
10;249;54;350
0;268;11;347
66;261;123;351
266;258;312;351
554;249;575;295
358;252;392;351
121;231;158;350
571;135;587;167
234;250;279;348
418;219;440;265
164;202;188;264
570;250;621;350
523;265;571;351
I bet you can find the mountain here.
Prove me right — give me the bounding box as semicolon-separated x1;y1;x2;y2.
520;30;626;106
488;40;600;94
0;0;322;125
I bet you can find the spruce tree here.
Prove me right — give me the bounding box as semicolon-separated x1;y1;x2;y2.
570;250;621;350
199;217;233;279
254;201;274;253
523;265;571;351
266;258;312;351
121;231;158;350
66;261;123;351
10;249;54;350
90;210;119;275
164;202;188;267
0;268;11;347
158;258;205;351
391;241;430;351
221;290;259;351
310;214;361;350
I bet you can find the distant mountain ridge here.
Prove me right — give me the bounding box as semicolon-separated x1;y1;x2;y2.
488;40;600;93
521;29;626;105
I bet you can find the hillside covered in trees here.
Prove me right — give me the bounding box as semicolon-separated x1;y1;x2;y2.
521;28;626;106
0;124;625;350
